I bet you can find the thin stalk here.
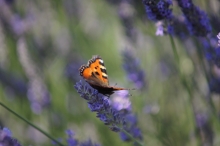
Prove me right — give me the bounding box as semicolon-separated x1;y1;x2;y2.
0;101;65;146
169;35;198;138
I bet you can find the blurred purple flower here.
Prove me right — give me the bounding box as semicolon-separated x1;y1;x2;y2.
155;21;165;36
53;129;100;146
0;68;27;96
208;77;220;94
74;80;125;132
17;38;51;114
119;113;142;142
167;15;189;38
111;90;131;111
65;61;83;83
217;33;220;46
176;0;211;37
27;82;51;114
0;127;21;146
201;37;220;68
111;91;142;143
66;130;78;146
117;1;137;42
122;50;146;90
4;0;14;5
142;0;172;21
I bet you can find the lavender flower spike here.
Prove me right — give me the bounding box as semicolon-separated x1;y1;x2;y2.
0;127;21;146
111;91;143;143
122;50;146;90
217;32;220;46
176;0;211;37
74;81;125;132
142;0;172;21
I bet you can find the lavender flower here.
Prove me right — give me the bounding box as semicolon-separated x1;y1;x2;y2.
176;0;211;36
0;127;21;146
66;130;78;146
201;37;220;68
117;1;137;42
119;113;142;142
208;77;220;94
122;50;146;90
217;33;220;46
65;61;83;83
111;91;131;112
167;15;189;38
111;91;142;143
155;21;165;36
142;0;172;21
0;68;27;96
17;38;51;114
74;81;125;132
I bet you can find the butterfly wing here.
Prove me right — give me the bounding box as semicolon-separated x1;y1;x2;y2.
79;55;109;87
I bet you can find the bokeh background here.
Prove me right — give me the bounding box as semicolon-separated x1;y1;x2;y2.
0;0;220;145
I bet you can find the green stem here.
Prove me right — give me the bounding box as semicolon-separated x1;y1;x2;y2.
120;128;144;146
169;35;197;133
202;37;218;115
0;101;65;146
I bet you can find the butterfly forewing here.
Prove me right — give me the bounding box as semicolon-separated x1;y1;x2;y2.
80;55;109;86
90;57;109;85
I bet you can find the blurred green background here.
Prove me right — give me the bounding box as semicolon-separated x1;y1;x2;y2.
0;0;219;145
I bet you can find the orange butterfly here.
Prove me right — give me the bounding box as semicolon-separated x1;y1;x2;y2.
79;55;130;96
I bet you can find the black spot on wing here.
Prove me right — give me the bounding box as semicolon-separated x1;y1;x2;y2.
101;68;107;74
95;72;100;76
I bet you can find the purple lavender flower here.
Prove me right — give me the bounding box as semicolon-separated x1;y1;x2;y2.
111;90;132;111
65;61;83;83
142;0;172;21
117;1;137;42
74;80;125;132
167;15;189;38
111;91;142;143
0;68;27;96
54;129;100;146
217;33;220;46
176;0;211;37
122;50;146;90
208;77;220;94
0;127;21;146
66;130;78;146
201;37;220;68
119;113;142;142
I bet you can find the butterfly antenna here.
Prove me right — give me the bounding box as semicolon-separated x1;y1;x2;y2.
128;88;136;91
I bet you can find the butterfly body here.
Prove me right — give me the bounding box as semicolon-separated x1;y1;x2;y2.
79;55;128;96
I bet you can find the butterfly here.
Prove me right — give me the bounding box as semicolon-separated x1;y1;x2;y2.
79;55;131;96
